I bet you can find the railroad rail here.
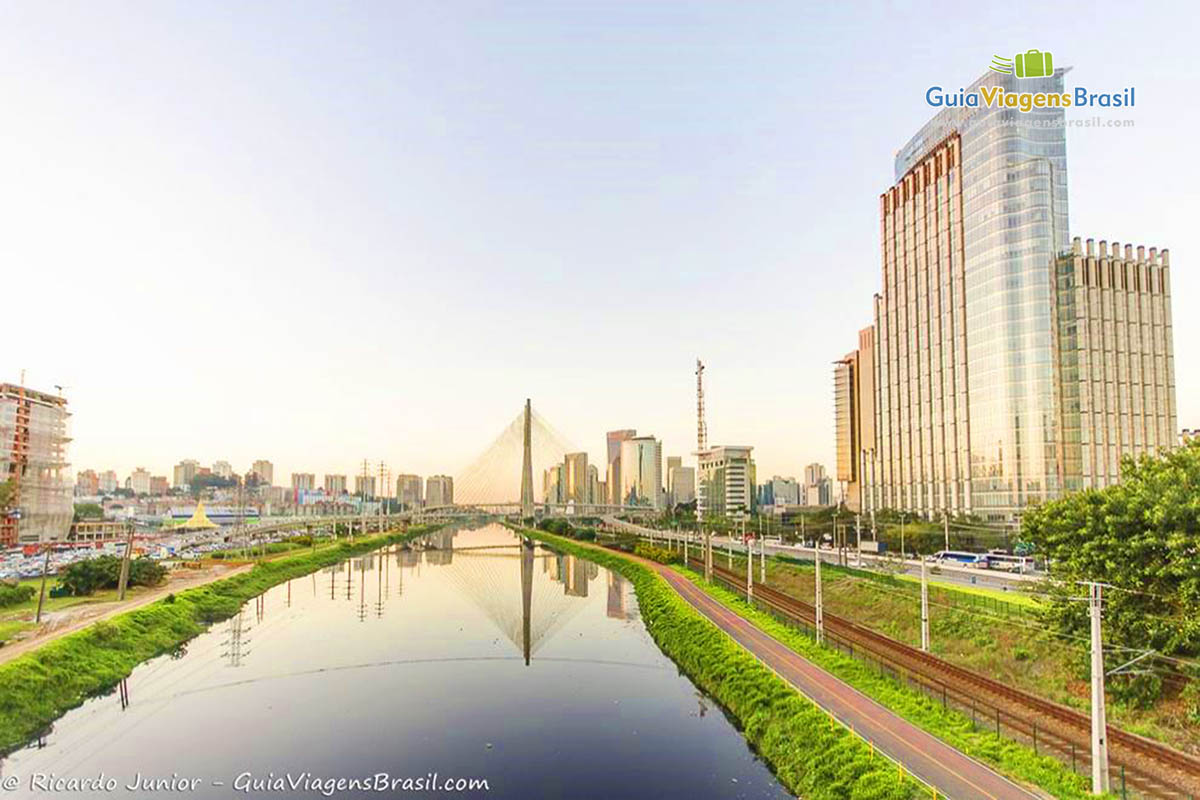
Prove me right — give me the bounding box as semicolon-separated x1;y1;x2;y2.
683;553;1200;800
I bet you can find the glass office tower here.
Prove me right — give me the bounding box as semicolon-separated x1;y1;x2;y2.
876;68;1069;520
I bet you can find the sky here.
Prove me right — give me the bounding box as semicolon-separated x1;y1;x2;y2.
2;1;1196;487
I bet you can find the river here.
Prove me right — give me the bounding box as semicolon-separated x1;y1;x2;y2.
2;523;790;799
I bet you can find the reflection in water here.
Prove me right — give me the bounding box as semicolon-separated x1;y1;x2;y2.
435;533;609;666
213;527;633;674
2;522;789;800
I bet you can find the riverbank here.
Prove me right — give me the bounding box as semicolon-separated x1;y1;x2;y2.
0;562;253;665
515;526;921;800
0;525;439;755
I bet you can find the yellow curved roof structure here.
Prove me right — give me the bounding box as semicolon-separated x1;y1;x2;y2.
179;500;219;530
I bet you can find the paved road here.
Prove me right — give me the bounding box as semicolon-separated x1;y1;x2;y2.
630;553;1042;800
607;517;1042;592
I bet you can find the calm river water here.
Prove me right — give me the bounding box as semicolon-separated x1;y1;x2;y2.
3;523;789;798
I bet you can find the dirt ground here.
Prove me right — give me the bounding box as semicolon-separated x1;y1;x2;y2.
0;562;252;666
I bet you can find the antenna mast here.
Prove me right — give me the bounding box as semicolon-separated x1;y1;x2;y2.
696;359;707;452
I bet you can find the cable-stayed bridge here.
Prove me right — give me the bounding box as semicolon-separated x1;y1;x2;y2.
424;399;627;519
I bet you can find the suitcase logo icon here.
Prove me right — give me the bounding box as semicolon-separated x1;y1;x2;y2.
989;49;1054;78
1015;49;1053;78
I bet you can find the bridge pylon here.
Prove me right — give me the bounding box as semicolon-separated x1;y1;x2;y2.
520;398;535;519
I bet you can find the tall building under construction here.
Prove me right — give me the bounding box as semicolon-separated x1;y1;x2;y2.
1;383;72;546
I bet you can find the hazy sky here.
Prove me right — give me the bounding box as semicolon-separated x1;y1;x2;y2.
3;1;1196;486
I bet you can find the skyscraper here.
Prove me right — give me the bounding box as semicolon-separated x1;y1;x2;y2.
840;67;1176;521
619;436;662;509
324;474;347;495
1056;238;1176;488
563;452;589;505
667;464;695;506
605;429;636;506
543;464;563;505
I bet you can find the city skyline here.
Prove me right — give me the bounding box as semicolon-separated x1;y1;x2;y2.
4;3;1195;488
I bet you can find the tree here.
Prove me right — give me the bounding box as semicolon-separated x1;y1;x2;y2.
1024;439;1200;658
73;502;104;522
58;555;167;596
189;473;235;496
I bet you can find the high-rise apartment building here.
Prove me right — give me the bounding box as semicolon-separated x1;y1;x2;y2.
324;474;347;495
605;429;637;506
99;470;119;494
149;475;169;496
291;473;316;492
426;475;454;507
76;469;99;496
1;383;72;545
696;445;755;519
250;460;274;486
354;474;376;499
396;474;423;508
129;467;152;496
173;459;200;489
619;436;662;509
212;460;234;479
838;67;1176;521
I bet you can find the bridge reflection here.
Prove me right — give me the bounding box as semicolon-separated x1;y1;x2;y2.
212;526;635;676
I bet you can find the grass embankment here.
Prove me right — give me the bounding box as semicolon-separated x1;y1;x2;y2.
720;550;1196;753
520;527;920;800
0;525;438;754
675;564;1097;800
0;582;155;646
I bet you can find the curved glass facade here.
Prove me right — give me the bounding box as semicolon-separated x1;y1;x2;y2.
888;70;1069;519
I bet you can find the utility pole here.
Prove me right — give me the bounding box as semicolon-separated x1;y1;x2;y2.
943;512;950;552
760;532;766;584
1086;582;1111;794
900;513;907;563
34;544;51;624
814;545;824;645
704;527;712;582
746;529;753;602
920;556;930;652
117;523;136;601
855;513;861;566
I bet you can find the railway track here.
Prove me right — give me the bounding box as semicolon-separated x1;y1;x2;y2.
684;553;1200;799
